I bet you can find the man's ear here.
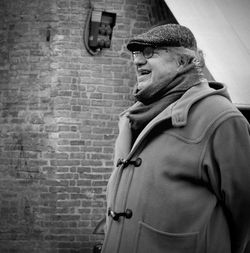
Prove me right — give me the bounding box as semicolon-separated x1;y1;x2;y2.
178;55;189;68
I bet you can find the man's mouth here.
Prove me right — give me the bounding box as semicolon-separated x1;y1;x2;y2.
139;69;151;76
137;69;151;82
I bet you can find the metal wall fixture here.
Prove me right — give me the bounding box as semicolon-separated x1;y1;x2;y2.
84;8;116;55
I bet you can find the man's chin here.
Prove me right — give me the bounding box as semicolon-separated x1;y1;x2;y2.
137;80;152;91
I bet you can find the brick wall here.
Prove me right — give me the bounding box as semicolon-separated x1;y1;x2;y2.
0;0;172;252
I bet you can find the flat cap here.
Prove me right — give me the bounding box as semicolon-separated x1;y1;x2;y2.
127;24;197;51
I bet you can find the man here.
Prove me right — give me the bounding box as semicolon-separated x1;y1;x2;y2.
101;24;250;253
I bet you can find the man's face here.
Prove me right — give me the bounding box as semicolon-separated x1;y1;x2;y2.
132;47;180;91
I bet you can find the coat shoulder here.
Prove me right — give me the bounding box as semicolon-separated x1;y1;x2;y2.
172;94;244;142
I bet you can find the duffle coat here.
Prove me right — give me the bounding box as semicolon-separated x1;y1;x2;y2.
101;82;250;253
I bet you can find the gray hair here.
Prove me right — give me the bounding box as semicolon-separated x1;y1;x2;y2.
168;47;205;69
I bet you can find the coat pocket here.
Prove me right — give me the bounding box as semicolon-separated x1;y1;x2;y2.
134;221;198;253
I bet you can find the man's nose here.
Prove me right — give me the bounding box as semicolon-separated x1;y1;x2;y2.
133;53;147;66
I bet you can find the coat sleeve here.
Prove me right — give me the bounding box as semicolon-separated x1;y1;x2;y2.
206;115;250;252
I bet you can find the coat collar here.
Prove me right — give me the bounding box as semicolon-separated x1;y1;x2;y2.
171;81;230;127
127;81;230;160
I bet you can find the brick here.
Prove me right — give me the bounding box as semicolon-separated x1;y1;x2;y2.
43;180;69;187
92;113;111;120
92;167;113;173
90;93;103;99
45;235;75;241
71;105;81;111
103;94;123;100
58;132;80;139
77;167;91;173
70;193;87;199
77;180;91;186
70;140;85;146
114;86;131;93
57;200;81;207
57;242;81;248
96;86;113;93
92;180;108;187
79;173;102;180
91;100;113;107
91;153;112;160
93;141;113;147
92;127;113;134
69;153;85;159
56;173;74;179
50;160;80;166
57;193;70;200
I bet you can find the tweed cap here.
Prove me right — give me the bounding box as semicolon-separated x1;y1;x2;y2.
127;24;197;51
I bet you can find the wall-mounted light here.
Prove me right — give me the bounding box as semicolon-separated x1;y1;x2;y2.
84;9;116;55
